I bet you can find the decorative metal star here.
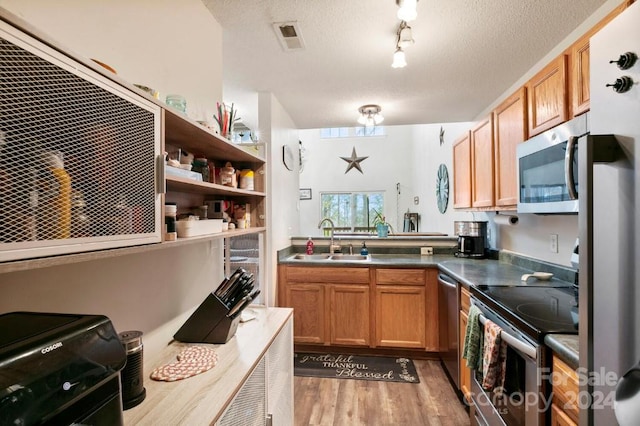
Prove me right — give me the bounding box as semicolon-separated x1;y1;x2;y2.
340;147;368;174
439;126;445;146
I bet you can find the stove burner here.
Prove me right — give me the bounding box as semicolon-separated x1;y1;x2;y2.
516;303;576;327
473;286;579;340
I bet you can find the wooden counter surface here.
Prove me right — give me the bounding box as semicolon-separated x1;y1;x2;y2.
123;306;293;425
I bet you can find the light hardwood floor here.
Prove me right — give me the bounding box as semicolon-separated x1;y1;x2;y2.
294;359;470;426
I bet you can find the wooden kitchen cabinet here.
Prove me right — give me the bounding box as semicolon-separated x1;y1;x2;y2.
526;55;568;136
459;286;472;402
374;268;438;350
471;116;495;208
551;355;579;424
569;33;591;118
279;265;439;351
492;87;527;208
550;404;577;426
329;284;370;346
284;283;325;344
278;265;370;346
568;0;635;118
376;285;425;348
453;131;472;209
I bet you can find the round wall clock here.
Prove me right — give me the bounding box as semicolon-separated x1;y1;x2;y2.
282;145;295;171
436;163;449;214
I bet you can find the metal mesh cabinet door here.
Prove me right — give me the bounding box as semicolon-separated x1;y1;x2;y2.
0;19;162;262
267;316;293;426
218;357;267;426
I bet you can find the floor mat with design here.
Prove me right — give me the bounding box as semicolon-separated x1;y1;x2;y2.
294;353;420;383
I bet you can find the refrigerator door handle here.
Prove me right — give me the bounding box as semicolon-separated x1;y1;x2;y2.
565;135;579;200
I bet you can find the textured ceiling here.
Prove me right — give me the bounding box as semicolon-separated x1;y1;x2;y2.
203;0;608;130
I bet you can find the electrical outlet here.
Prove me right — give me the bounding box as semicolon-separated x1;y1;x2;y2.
421;247;433;256
414;196;419;205
550;234;558;253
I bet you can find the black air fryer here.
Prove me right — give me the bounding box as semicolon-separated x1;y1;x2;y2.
0;312;127;425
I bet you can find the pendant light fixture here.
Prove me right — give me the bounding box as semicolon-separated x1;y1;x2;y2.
391;21;412;68
392;48;407;68
397;21;414;48
357;105;384;127
396;0;418;22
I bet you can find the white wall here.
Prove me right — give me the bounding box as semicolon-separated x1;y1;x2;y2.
0;0;223;124
259;92;300;306
0;0;227;358
298;123;478;237
410;123;484;235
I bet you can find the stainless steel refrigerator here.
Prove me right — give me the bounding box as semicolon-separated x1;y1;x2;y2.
581;2;640;424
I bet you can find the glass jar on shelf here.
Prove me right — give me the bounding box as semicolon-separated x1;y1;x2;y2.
192;158;210;182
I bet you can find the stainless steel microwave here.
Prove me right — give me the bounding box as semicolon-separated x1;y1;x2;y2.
516;113;589;214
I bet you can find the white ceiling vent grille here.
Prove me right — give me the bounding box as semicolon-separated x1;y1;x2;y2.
272;21;306;51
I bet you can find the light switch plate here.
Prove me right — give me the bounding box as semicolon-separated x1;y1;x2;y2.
421;247;433;256
550;234;558;253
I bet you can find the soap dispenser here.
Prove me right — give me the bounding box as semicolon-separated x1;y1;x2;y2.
306;237;314;255
360;242;369;256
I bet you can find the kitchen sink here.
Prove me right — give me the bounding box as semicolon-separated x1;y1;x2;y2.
288;253;370;262
291;254;332;260
328;254;370;261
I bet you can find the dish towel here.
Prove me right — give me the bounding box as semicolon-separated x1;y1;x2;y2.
482;320;508;391
462;305;483;372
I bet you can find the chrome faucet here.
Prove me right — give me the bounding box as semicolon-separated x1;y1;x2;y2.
317;218;341;254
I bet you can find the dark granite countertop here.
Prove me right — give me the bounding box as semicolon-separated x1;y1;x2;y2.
278;248;579;362
544;334;579;369
437;259;575;289
278;252;455;267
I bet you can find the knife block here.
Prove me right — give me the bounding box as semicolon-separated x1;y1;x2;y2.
173;292;241;344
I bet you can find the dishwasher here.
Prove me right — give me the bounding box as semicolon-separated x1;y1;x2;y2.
437;272;459;390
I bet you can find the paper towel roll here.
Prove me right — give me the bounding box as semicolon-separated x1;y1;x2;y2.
494;215;518;226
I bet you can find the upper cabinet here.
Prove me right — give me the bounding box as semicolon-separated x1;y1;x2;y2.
570;33;591;117
568;0;636;117
0;17;163;263
470;117;494;208
452;131;472;209
492;87;528;208
0;11;266;271
450;0;636;213
526;55;568;137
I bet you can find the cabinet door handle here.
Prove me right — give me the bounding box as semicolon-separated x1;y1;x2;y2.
156;154;166;194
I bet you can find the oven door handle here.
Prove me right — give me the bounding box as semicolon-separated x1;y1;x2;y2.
478;313;537;360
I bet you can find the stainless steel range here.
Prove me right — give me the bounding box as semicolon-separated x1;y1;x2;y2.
469;285;578;426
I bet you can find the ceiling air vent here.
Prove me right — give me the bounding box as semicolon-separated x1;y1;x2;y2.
272;21;306;51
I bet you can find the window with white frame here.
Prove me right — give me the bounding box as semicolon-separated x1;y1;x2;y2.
320;192;384;233
320;127;385;138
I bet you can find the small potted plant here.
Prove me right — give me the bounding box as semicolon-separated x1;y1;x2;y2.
372;209;391;238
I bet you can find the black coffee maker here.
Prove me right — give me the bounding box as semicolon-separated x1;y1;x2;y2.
454;221;487;258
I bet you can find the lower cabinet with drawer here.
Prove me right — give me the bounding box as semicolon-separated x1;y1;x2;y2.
278;264;438;351
550;355;579;426
278;265;370;346
459;286;472;402
374;268;439;351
